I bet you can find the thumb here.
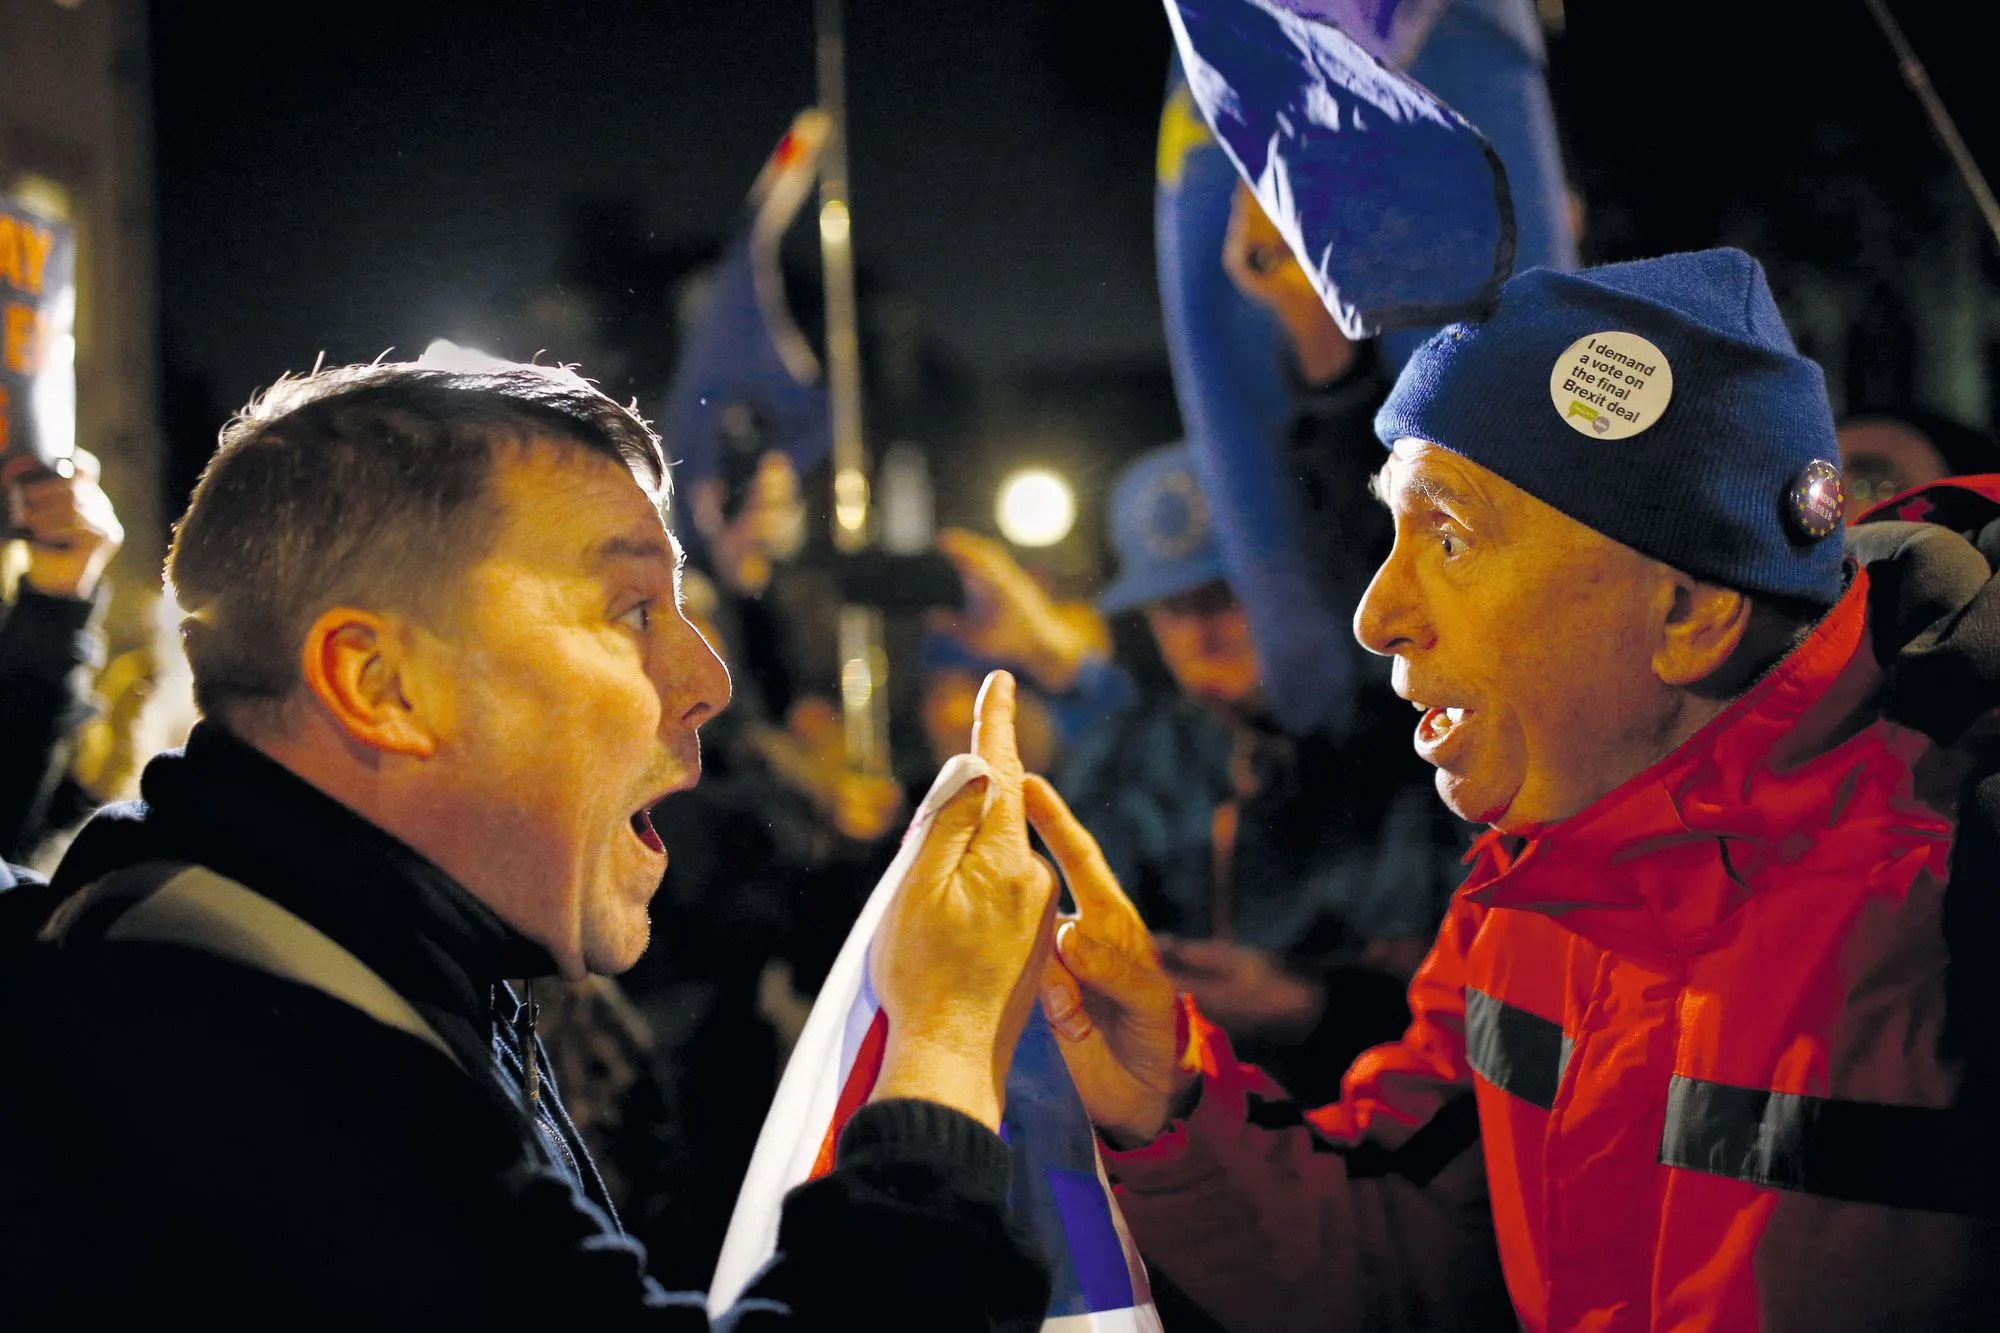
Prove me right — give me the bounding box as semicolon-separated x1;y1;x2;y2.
1042;944;1093;1043
1055;917;1172;1019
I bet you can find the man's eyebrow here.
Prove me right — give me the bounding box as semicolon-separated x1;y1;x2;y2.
1409;473;1481;514
1375;462;1481;516
593;535;678;567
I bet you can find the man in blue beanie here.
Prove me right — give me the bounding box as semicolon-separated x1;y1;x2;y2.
1013;249;2000;1329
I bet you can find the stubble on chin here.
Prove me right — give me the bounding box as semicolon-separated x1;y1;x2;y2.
580;894;654;978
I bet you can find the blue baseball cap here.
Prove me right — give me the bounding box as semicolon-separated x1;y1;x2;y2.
1099;442;1230;614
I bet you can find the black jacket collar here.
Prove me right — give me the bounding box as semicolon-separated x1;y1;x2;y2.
54;722;555;1057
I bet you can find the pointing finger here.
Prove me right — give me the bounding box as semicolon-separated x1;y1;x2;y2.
1024;774;1132;923
971;670;1022;782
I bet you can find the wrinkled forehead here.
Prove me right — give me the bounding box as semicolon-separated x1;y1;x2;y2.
486;436;679;562
1373;438;1499;511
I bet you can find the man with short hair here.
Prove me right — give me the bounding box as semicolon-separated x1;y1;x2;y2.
0;361;1056;1327
1025;249;2000;1329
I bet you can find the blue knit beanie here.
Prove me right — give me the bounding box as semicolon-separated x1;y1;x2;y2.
1375;248;1846;606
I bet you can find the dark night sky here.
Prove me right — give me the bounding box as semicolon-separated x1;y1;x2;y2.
151;0;1173;415
152;1;1994;432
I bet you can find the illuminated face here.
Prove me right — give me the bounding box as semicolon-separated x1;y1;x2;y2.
1354;440;1677;831
422;442;730;978
1145;580;1261;709
1837;418;1950;522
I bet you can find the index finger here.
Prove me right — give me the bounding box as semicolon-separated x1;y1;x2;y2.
971;670;1024;786
1023;774;1137;924
960;671;1030;861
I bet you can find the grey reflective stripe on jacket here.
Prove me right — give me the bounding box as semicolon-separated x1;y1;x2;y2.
91;861;463;1069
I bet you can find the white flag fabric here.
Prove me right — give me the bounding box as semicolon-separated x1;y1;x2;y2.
708;754;1162;1331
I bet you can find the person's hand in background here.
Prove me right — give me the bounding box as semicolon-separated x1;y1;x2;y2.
1221;180;1356;387
935;528;1107;692
5;449;123;601
782;696;905;843
691;449;806;597
1157;936;1324;1042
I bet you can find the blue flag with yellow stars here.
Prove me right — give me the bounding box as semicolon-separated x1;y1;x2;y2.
1154;0;1573;736
1156;59;1360;737
662;111;831;503
1162;0;1515;339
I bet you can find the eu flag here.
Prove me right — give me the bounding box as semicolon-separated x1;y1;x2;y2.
1164;0;1515;339
1157;58;1361;737
661;112;831;503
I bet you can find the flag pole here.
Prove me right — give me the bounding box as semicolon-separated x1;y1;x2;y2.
815;0;892;774
1862;0;2000;249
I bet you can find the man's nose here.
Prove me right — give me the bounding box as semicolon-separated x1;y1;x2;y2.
1353;549;1427;659
666;614;733;729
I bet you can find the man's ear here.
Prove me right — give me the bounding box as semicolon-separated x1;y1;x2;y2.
1654;574;1752;688
297;607;438;758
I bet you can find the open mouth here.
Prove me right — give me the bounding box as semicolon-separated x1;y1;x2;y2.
1411;699;1475;762
629;805;666;855
1416;704;1469;744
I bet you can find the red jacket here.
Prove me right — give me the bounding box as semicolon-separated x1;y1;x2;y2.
1107;498;2000;1331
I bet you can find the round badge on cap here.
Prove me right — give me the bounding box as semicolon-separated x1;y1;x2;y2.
1786;459;1844;541
1547;331;1674;440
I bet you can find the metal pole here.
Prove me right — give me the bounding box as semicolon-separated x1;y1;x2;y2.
1862;0;2000;249
815;0;892;774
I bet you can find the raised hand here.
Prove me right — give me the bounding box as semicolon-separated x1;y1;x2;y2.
934;528;1106;692
869;672;1060;1130
4;449;123;600
1026;775;1188;1147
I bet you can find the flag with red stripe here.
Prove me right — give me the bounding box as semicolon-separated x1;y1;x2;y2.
709;756;1161;1331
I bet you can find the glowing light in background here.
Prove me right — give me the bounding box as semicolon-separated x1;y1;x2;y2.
995;468;1076;547
818;199;851;245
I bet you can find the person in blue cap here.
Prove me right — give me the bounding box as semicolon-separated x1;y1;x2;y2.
940;442;1464;1106
1011;249;2000;1330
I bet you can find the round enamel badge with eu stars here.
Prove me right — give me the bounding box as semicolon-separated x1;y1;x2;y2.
1787;459;1844;541
1548;331;1674;439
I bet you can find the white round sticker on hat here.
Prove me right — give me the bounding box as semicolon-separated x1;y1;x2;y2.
1547;331;1674;439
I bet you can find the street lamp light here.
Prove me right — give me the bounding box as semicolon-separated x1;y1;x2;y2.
996;468;1076;548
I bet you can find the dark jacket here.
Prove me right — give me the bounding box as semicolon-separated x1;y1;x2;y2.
0;583;104;860
0;857;59;975
0;724;1047;1328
